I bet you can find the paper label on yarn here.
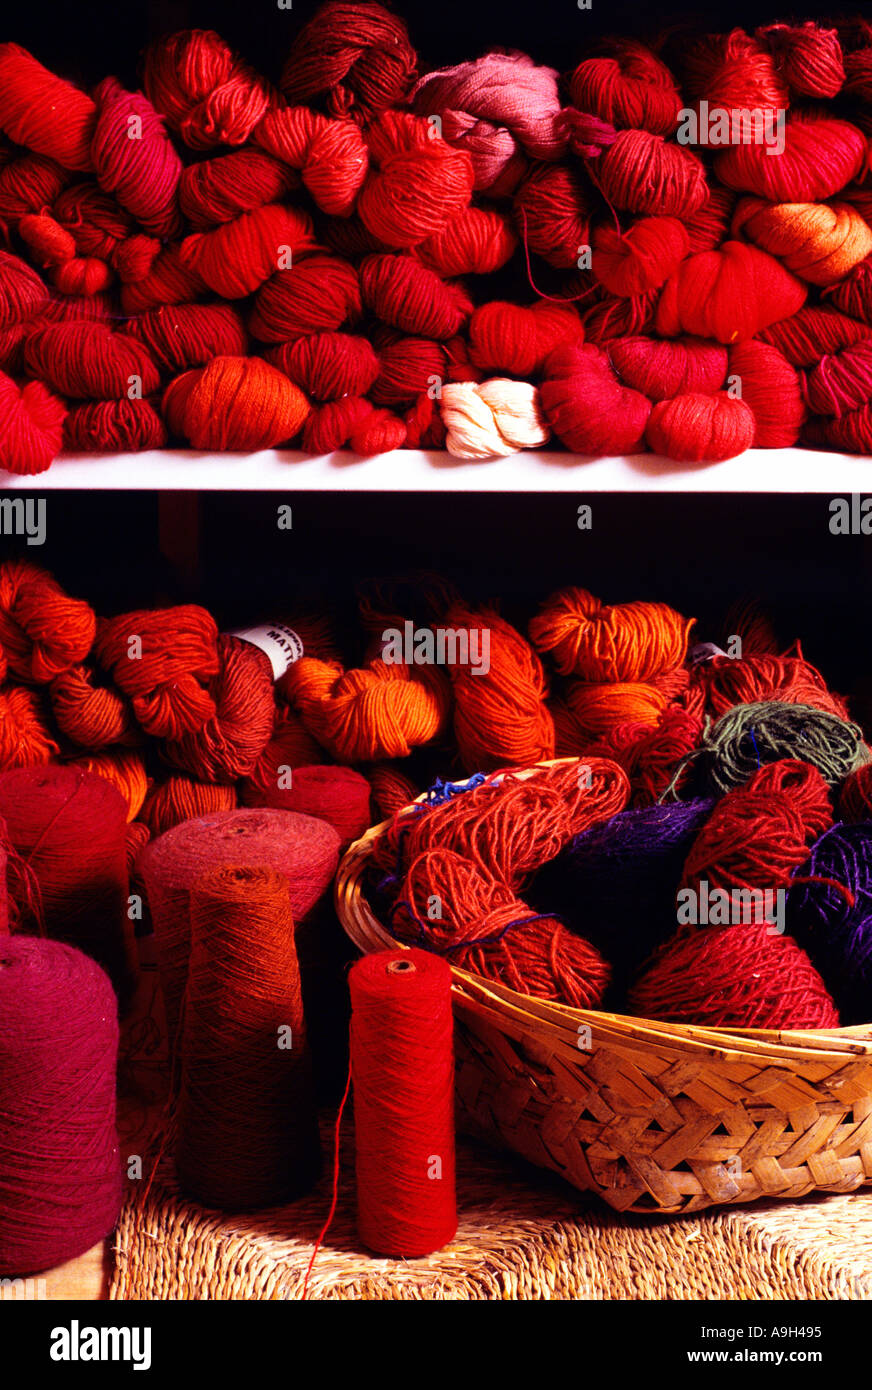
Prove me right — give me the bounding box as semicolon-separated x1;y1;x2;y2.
690;641;729;666
228;624;304;680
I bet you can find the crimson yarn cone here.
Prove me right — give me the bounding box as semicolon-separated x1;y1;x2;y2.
0;765;135;1004
0;936;122;1274
177;865;320;1209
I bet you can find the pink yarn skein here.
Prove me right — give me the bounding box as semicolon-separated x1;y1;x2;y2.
412;51;567;194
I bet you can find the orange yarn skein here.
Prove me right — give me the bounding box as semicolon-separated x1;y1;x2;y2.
733;198;872;286
94;605;220;739
0;560;96;684
50;664;137;748
285;657;450;763
163;357;310;450
140;774;237;836
564;681;668;740
0;686;58;770
529;587;693;683
438;604;554;772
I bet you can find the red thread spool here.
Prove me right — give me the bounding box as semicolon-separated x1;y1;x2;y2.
177;865;320;1209
0;936;121;1274
349;949;456;1258
0;765;135;1003
141;807;340;1043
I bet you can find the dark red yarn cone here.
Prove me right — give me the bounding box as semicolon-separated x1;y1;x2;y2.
241;763;372;849
0;936;122;1274
0;765;135;1004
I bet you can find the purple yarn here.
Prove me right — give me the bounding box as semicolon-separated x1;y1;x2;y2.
529;798;714;985
787;820;872;1025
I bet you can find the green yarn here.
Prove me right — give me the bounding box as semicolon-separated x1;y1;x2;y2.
702;701;870;794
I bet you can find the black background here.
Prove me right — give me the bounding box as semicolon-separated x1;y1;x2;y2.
2;0;866;88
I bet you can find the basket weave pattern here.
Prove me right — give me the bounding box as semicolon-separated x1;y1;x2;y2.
336;763;872;1216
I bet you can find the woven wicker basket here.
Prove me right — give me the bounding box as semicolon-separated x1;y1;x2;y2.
336;759;872;1216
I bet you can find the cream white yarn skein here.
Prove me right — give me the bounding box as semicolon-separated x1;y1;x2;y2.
440;378;551;459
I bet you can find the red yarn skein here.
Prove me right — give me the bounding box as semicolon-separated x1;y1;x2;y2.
91;77;183;238
609;337;727;401
0;44;96;172
280;1;417;121
645;392;755;463
540;342;651;455
243;762;369;850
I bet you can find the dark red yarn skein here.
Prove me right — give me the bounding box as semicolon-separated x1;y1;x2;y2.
679;759;834;911
0;936;122;1274
0;765;135;1003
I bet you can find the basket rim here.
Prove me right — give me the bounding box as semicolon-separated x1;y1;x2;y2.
335;757;872;1064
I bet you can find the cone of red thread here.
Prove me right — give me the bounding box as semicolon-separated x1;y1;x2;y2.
177;865;320;1209
350;948;456;1258
141;807;340;1043
0;936;121;1274
0;765;135;1004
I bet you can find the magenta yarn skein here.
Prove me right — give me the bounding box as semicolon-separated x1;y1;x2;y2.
0;936;122;1275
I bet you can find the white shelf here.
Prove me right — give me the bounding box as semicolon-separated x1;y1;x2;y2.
0;446;868;492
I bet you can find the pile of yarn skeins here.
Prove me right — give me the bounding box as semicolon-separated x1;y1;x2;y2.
7;9;872;472
2;556;872;1038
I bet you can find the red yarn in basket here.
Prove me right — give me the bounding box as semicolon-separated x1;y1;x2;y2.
629;922;840;1029
679;759;833;910
395;848;611;1007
